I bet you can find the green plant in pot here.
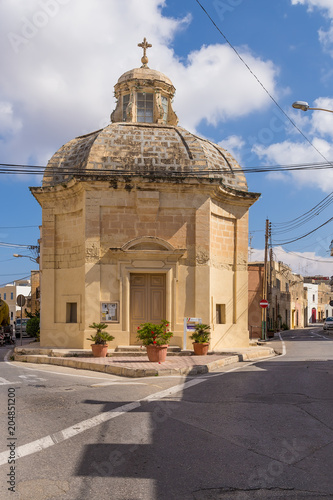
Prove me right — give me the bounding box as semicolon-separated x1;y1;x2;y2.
87;322;114;357
190;323;210;355
136;320;173;362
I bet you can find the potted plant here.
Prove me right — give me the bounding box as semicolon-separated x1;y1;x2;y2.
190;323;210;355
136;320;173;362
86;322;115;357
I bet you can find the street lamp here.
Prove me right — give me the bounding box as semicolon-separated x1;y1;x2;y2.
13;253;39;263
292;101;333;113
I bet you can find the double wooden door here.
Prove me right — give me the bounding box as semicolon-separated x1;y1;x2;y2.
130;273;166;344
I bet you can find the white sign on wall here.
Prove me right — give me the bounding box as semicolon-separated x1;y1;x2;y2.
183;317;202;350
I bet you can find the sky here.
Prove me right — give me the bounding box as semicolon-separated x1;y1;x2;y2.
1;0;333;285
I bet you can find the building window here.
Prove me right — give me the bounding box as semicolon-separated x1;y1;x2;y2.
4;293;6;300
66;303;77;323
276;279;280;291
11;292;13;300
216;304;226;324
11;312;13;320
286;283;289;293
161;95;168;123
137;92;153;122
122;94;130;121
313;294;315;302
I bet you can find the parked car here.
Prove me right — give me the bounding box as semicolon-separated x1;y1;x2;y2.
15;318;29;337
323;317;333;331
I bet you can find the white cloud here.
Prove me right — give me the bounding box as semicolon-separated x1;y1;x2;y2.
0;0;280;168
253;104;333;193
291;0;333;17
218;135;245;161
250;245;333;276
291;0;333;54
0;102;22;135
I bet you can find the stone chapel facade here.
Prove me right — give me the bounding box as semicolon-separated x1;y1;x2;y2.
31;39;260;349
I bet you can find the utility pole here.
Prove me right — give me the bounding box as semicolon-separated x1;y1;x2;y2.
262;219;270;340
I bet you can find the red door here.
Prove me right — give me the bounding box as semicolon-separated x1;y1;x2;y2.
311;308;316;323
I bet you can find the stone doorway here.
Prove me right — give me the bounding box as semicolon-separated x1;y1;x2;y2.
130;273;166;344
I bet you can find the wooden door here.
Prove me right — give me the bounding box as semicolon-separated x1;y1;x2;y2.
130;274;166;344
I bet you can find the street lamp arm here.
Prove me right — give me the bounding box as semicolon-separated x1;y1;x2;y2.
308;107;333;114
13;253;39;263
292;101;333;113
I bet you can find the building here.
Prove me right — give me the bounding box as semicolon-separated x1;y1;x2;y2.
30;270;40;313
304;276;332;322
248;260;307;337
0;279;31;328
305;282;318;323
31;40;259;349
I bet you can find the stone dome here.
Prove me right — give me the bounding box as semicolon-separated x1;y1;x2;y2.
42;122;249;192
42;38;251;195
116;67;173;87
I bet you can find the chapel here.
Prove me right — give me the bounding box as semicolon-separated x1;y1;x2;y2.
31;39;260;349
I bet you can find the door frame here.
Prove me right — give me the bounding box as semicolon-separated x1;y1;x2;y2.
119;264;175;343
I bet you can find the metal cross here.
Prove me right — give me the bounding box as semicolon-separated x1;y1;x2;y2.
138;37;152;67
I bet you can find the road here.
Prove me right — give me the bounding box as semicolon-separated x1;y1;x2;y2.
0;327;332;500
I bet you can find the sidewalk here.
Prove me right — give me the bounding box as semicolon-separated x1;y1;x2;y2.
12;343;276;378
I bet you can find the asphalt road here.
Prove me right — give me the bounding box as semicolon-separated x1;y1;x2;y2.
0;327;332;500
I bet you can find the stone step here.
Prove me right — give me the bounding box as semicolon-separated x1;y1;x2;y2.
115;345;181;353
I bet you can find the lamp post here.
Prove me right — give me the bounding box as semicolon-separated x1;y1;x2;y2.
292;101;333;113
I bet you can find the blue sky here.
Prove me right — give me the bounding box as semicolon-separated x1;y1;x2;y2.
1;0;333;285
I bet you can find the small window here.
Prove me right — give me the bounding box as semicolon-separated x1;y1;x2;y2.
4;293;6;300
161;95;168;123
276;279;280;291
11;292;14;300
313;294;315;302
216;304;226;324
66;303;77;323
10;312;13;320
122;94;130;121
137;92;153;123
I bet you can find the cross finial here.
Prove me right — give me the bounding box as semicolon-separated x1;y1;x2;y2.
138;37;152;68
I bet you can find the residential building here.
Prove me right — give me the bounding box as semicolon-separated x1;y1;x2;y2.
0;279;31;328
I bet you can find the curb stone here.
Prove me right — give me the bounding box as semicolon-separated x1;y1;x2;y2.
13;347;275;378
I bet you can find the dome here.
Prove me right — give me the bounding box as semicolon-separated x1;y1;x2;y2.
116;67;173;87
42;122;248;192
42;38;250;195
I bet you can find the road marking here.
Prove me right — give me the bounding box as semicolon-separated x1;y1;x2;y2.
19;375;47;382
0;377;205;466
90;381;148;387
0;377;20;386
278;333;286;356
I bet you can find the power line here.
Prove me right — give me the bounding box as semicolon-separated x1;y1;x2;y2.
272;216;333;245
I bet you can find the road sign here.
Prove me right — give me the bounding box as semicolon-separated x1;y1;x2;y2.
259;299;268;309
17;294;26;307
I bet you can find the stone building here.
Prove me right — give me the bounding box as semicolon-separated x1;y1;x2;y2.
31;40;259;349
248;260;307;337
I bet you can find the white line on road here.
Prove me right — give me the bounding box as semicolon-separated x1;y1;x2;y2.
0;377;205;466
0;377;20;386
278;333;286;356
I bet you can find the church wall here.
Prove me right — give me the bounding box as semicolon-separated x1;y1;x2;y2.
36;179;253;349
209;202;250;348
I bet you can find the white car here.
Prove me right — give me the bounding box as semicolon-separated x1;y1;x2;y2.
323;317;333;330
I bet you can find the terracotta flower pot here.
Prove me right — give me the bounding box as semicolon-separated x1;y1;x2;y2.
192;342;209;355
146;344;168;362
91;344;108;357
